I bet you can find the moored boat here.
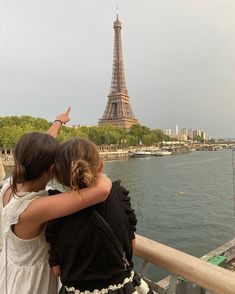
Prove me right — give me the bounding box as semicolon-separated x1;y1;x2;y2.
130;151;154;158
154;150;172;156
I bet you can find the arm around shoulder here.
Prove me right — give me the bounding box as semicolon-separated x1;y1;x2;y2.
25;173;112;224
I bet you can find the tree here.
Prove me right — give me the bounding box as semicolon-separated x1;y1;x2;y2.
125;134;138;146
142;134;157;146
152;129;165;143
0;115;170;149
194;135;204;143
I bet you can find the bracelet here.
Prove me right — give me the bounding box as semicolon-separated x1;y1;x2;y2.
53;119;63;126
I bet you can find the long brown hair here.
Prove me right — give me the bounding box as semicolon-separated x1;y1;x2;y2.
55;137;103;191
12;132;59;194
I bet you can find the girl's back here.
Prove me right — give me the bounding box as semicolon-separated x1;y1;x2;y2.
46;180;136;292
0;180;57;294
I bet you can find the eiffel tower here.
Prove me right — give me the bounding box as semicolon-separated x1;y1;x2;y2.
98;14;139;130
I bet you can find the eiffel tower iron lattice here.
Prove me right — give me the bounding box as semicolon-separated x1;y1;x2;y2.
98;14;139;130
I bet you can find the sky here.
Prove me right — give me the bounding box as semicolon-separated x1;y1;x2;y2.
1;0;235;138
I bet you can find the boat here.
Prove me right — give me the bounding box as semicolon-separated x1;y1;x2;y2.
154;150;172;156
130;151;154;158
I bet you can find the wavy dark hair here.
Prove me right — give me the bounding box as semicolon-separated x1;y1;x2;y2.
12;132;59;194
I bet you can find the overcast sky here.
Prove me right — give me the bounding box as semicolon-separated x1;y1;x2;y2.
1;0;235;138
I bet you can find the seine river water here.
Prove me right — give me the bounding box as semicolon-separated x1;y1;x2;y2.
4;149;235;281
105;149;235;280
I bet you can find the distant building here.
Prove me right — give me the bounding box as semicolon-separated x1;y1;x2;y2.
169;133;188;141
165;125;210;142
193;129;201;139
187;129;194;140
201;131;209;141
165;129;172;135
176;124;179;135
180;128;188;137
68;124;80;129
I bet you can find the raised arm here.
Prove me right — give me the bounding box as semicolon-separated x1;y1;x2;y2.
47;107;71;138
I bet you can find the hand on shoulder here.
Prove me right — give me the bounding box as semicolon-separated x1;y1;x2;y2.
95;173;112;197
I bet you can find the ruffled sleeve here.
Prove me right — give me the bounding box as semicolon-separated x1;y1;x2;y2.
114;180;137;239
2;188;48;236
0;178;12;250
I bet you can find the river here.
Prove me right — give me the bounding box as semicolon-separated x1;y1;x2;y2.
105;149;235;280
4;149;235;281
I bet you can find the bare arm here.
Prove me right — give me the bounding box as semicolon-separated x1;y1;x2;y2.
47;107;71;138
51;265;61;277
22;173;111;224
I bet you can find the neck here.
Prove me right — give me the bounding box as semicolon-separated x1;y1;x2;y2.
17;176;48;193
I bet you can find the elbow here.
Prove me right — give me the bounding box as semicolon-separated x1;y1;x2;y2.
101;185;111;201
96;174;112;201
100;179;112;201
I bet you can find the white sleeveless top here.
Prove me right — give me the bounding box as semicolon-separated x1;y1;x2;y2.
0;179;58;294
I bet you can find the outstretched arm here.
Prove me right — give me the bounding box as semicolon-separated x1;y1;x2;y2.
47;107;71;138
23;173;112;225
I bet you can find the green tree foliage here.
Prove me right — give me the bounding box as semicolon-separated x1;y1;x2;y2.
0;116;50;131
0;115;168;151
125;134;138;147
194;135;204;143
56;126;87;143
0;116;49;151
142;133;157;146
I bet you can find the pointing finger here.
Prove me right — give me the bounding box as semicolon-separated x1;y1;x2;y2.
66;107;71;114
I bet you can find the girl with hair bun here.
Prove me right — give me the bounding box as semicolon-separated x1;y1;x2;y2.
0;109;111;294
46;137;147;294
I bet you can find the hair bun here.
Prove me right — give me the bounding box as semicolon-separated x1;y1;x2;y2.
70;159;95;190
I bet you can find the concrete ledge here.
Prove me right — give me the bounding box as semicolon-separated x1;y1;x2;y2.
134;234;235;294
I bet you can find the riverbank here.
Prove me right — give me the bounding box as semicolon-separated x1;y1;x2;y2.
1;141;231;164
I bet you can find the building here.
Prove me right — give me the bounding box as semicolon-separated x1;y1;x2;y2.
165;125;210;142
193;129;202;139
98;14;139;130
165;129;172;135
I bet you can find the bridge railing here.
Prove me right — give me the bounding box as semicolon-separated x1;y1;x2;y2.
134;234;235;294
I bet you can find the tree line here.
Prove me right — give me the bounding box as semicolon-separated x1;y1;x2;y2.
0;115;170;151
